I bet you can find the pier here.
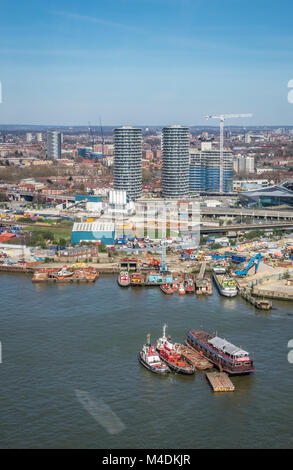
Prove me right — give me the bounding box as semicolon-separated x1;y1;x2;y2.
239;287;272;310
206;372;235;392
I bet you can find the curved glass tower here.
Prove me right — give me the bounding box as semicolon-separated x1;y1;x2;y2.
114;126;142;200
162;126;190;199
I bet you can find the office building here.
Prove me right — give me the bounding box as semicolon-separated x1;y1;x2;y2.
47;131;62;160
162;125;190;199
189;142;233;193
114;126;142;200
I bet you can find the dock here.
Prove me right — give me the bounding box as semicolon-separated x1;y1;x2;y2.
178;344;213;370
198;261;206;280
239;287;272;310
206;372;235;392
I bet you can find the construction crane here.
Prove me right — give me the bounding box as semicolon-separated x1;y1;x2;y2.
88;122;95;150
234;253;262;277
205;113;253;192
99;117;104;157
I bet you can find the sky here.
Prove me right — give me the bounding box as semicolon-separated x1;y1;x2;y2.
1;0;293;126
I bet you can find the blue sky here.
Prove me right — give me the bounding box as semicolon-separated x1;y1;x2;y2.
1;0;293;126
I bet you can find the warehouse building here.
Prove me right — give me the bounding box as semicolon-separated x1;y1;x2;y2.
71;222;116;245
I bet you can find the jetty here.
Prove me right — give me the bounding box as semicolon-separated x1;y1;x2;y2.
206;372;235;392
239;287;272;310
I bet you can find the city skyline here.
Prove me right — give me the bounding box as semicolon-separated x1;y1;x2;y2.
1;1;293;126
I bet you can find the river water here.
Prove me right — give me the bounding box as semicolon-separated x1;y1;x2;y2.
0;273;292;449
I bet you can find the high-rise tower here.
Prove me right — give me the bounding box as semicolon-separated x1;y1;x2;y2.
162;125;190;199
114;126;142;200
47;131;62;160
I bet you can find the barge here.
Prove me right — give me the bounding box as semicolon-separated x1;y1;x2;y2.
32;267;99;283
213;273;238;297
185;330;255;375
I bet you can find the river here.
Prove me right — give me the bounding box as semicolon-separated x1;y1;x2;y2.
0;273;292;449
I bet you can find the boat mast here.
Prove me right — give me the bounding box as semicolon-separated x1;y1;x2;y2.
163;324;167;339
146;333;151;345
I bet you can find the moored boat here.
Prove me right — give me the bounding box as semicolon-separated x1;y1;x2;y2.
185;329;255;375
117;271;131;287
213;273;237;297
160;284;174;294
155;325;195;375
131;272;144;286
212;265;227;274
138;334;170;374
55;266;74;280
178;283;186;295
185;279;195;294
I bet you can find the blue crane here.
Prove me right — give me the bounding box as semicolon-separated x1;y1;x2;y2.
235;254;262;277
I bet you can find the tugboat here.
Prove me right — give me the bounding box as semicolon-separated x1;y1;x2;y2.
138;334;170;374
117;271;131;287
172;283;179;292
155;325;195;375
185;279;195;294
160;283;174;294
178;283;186;295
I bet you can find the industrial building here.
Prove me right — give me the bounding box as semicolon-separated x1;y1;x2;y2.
189;142;233;193
114;126;142;200
162;125;190;199
71;222;116;245
239;181;293;208
47;131;62;160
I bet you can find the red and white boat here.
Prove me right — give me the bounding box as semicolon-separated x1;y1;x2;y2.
160;283;174;294
138;334;170;375
178;283;186;295
155;325;195;375
117;271;131;287
185;279;195;294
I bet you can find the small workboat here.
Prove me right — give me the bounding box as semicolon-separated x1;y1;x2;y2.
117;271;131;287
160;283;174;294
178;283;186;295
172;283;179;292
56;267;74;280
138;334;170;375
185;279;195;294
155;325;195;375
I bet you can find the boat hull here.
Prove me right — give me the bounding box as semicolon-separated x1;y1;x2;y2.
160;285;173;294
138;353;170;375
213;273;237;297
157;353;195;375
117;279;131;287
186;332;255;375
